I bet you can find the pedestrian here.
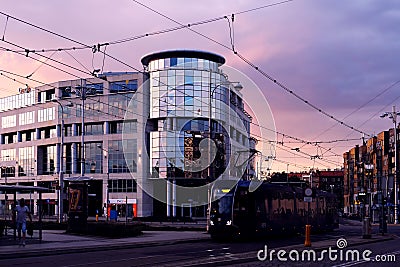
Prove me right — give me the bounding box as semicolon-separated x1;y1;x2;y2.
14;198;32;247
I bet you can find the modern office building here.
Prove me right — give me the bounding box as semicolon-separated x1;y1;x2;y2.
0;50;255;219
141;50;254;217
0;72;148;218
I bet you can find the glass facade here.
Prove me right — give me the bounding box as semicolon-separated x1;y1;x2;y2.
146;52;250;181
108;93;135;117
109;140;137;173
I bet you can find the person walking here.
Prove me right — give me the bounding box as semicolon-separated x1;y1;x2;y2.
14;198;32;247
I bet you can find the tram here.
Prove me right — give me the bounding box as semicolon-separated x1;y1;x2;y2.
208;180;339;240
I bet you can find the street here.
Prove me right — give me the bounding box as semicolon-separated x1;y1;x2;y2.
1;220;399;267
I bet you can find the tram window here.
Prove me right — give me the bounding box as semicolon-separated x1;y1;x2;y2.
212;193;233;216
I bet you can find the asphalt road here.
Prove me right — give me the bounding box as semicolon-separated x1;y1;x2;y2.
0;220;396;267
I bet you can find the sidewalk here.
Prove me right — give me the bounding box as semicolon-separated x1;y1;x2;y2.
0;230;209;260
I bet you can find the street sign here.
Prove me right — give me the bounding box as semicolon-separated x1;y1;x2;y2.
305;188;313;197
304;197;312;202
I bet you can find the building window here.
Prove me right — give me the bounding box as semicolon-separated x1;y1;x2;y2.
109;121;122;134
1;115;16;128
110;80;138;93
109;120;137;134
18;146;35;177
1;148;16;161
108;179;137;193
41;145;57;175
85;123;104;136
40;127;57;139
108;140;137;173
4;133;17;144
84;142;103;174
1;166;16;178
60;86;71;98
124;120;138;133
19;111;35;126
64;144;72;174
108;93;134;117
86;83;103;94
64;125;73;137
21;130;35;142
38;107;56;122
0;89;35;111
38;89;55;103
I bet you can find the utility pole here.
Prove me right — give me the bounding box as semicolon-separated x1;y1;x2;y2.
69;80;96;177
52;98;73;223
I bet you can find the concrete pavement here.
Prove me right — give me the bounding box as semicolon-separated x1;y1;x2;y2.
0;230;209;260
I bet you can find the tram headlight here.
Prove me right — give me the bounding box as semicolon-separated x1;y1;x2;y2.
226;220;232;226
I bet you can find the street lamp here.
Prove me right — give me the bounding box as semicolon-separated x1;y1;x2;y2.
97;144;110;221
1;166;6;223
381;105;400;224
51;97;73;223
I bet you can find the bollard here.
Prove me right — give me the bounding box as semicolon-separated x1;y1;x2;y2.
304;224;311;247
96;214;99;222
362;217;371;239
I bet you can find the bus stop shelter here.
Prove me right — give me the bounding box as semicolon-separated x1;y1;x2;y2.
0;185;49;242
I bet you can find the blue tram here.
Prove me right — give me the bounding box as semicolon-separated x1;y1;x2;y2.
208;180;339;240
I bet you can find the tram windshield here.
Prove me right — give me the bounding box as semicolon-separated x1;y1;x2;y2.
210;188;233;218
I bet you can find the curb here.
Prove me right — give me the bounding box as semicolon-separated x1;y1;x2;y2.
0;236;210;260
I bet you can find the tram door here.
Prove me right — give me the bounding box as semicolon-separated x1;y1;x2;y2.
233;188;256;235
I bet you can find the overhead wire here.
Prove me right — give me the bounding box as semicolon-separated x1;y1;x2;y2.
0;38;340;159
0;7;348;169
129;0;372;138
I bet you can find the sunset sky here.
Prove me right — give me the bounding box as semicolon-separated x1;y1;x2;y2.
1;0;399;172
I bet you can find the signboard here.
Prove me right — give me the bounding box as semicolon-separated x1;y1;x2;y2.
109;198;137;204
304;197;313;202
69;185;84;212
